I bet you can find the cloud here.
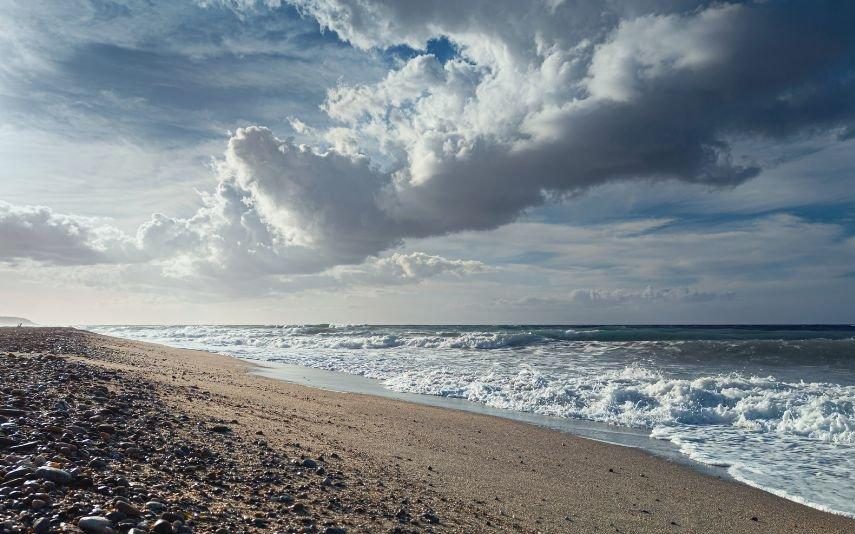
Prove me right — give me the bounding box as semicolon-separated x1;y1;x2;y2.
334;251;485;285
0;188;486;296
0;201;135;265
223;0;854;253
568;287;733;305
4;1;855;301
501;286;734;309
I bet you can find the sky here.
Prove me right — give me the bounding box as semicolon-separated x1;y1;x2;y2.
1;0;854;325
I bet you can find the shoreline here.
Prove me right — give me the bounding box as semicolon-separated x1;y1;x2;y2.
248;361;731;479
2;327;853;533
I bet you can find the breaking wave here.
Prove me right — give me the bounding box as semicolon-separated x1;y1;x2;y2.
88;324;855;517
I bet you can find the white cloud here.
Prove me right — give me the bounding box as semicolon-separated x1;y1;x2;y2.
0;201;136;265
333;251;485;285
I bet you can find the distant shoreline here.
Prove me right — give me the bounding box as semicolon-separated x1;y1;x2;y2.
0;316;34;327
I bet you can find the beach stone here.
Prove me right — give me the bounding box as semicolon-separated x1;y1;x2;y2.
151;519;173;534
301;458;318;469
78;515;115;534
89;458;108;470
395;508;410;522
32;517;51;533
324;528;346;534
145;501;167;513
421;510;440;524
114;500;140;516
8;441;39;452
34;466;72;485
3;467;32;481
30;498;46;509
105;510;126;522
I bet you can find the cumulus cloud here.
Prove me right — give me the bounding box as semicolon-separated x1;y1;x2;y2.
5;1;855;293
334;251;485;285
0;190;485;294
0;201;135;265
167;0;854;265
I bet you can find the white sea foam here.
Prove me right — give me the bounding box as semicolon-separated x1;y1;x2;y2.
88;324;855;517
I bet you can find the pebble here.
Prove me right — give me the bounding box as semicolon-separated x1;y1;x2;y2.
32;517;51;533
3;467;32;481
151;518;173;533
34;466;72;485
89;458;108;470
114;500;140;516
145;501;167;513
78;515;115;533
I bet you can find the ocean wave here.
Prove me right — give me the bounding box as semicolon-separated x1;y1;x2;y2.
85;323;855;517
382;365;854;444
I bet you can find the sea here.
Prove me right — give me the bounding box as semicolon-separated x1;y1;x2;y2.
87;324;855;517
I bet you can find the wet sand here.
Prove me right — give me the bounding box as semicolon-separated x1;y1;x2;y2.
2;328;852;533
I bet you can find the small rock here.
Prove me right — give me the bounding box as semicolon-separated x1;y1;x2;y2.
34;466;72;485
78;515;115;534
421;511;440;524
33;517;51;534
105;511;126;523
89;458;108;470
145;501;167;513
30;498;46;510
115;500;140;516
151;519;173;534
3;467;32;481
301;458;318;469
325;528;347;534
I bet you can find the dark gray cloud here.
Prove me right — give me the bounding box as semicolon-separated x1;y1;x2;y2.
261;0;855;247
